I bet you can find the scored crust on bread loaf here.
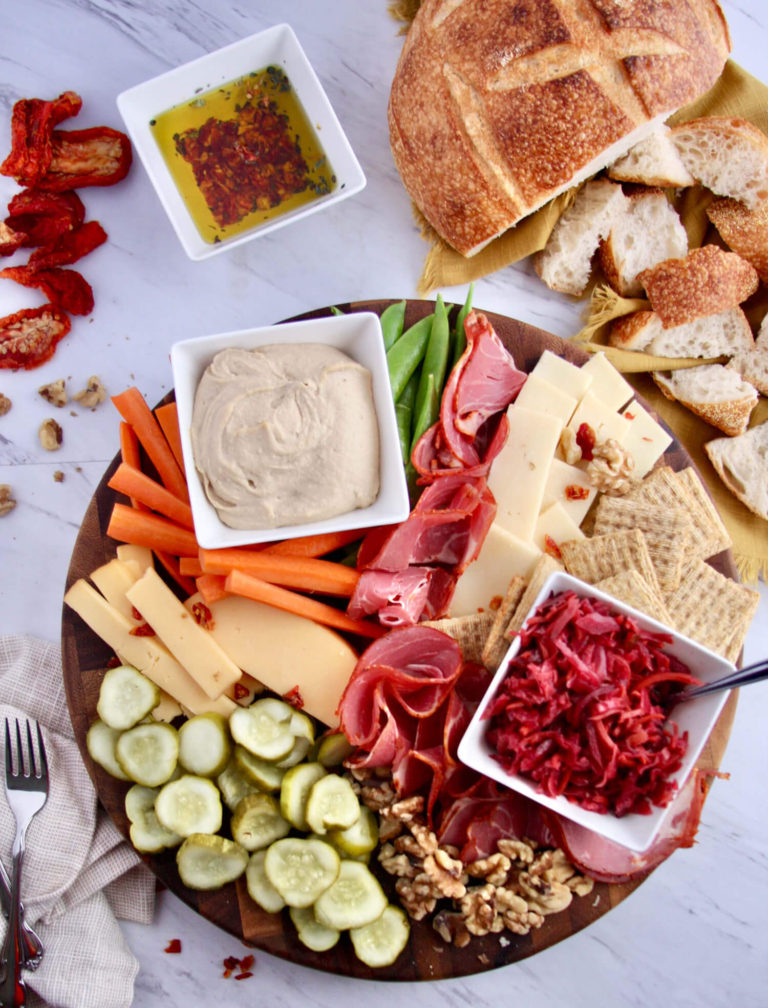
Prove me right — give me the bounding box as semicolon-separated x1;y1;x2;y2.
704;420;768;521
652;363;758;436
534;179;627;295
670;116;768;210
598;188;688;297
637;245;759;328
726;344;768;396
706;197;768;283
609;306;754;358
607;125;694;188
387;0;730;256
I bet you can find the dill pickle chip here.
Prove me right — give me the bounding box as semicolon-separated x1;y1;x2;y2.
115;721;179;787
304;773;360;835
350;905;410;968
231;792;291;852
176;834;248;890
155;774;222;836
263;837;340;908
313;860;387;931
178;712;231;778
289;905;340;952
96;664;160;730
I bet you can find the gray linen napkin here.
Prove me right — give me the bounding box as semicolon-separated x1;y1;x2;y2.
0;635;156;1008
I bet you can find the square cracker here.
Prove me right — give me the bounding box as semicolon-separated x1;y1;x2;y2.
592;496;692;591
560;527;663;598
423;612;495;665
481;575;526;671
626;465;731;560
664;559;760;657
503;554;563;640
594;568;674;627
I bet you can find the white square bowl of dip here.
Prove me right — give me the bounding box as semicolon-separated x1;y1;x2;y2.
117;24;366;260
457;570;734;854
171;311;410;549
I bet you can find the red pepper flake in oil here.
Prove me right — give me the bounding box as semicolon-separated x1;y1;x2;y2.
565;484;590;501
191;601;214;630
233;682;250;701
543;535;562;560
129;621;155;637
282;685;305;710
575;422;596;461
164;939;182;954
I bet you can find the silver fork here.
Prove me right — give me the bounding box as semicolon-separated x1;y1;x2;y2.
0;719;49;1007
0;861;43;970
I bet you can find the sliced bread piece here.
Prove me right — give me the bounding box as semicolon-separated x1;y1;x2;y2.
726;344;768;396
609;306;754;357
704;421;768;521
653;363;758;436
706;196;768;283
598;188;688;297
607;125;694;188
670;116;768;210
533;179;627;296
637;245;759;329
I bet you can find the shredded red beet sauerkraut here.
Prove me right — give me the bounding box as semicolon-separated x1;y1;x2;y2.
483;590;700;817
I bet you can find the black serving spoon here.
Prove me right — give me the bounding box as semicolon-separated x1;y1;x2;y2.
679;658;768;700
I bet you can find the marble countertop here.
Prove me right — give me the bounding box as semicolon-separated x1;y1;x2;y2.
1;1;767;1004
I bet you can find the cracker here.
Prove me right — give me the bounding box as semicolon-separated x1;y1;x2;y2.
594;568;674;626
626;465;731;560
592;496;692;591
423;612;495;664
481;575;526;671
560;527;663;598
503;554;562;640
664;559;760;656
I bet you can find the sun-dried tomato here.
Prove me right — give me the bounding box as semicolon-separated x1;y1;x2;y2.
129;622;155;637
282;685;305;710
36;126;132;191
575;422;596;461
27;220;107;269
0;221;25;257
0;304;71;370
191;601;214;630
0;92;82;187
4;189;85;248
0;265;94;316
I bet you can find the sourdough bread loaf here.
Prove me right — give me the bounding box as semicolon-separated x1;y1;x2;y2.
652;364;758;436
705;421;768;521
707;197;768;283
388;0;731;256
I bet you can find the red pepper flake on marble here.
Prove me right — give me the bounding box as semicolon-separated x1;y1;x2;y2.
223;953;255;979
164;939;182;954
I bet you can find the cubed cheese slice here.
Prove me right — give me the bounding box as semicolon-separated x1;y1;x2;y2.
191;594;358;727
541;458;597;526
567;391;632;446
620;399;673;477
115;543;154;576
530;349;592;400
579;352;634;411
63;578;235;717
449;523;541;618
126;567;242;699
533;501;586;554
513;373;578;428
89;558;142;620
487;405;562;541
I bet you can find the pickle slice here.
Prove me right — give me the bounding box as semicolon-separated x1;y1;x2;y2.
115;721;179;787
229;698;297;762
234;744;286;792
125;784;181;853
263;837;340;908
316;732;355;768
313;861;388;931
350;905;410;968
231;793;291;852
245;849;286;914
289;905;340;952
217;758;260;812
176;834;248;890
328;805;379;857
86;719;130;781
279;761;327;831
304;773;360;835
97;664;160;731
155;774;222;836
178;712;232;778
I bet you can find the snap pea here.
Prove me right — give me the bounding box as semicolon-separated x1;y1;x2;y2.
395;371;419;467
378;299;406;351
385;313;433;401
409;371;438;457
451;282;474;367
413;294;450;426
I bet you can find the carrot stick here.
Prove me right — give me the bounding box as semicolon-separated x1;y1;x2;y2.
112;387;189;503
118;422;150;512
225;569;384;639
200;548;360;597
179;556;204;577
107;502;199;557
108;462;195;530
155;551;197;597
263;527;368;559
195;573;229;605
154;401;186;476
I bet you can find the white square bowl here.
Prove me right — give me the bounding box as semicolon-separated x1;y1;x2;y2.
457;570;734;853
117;24;366;260
171;312;410;549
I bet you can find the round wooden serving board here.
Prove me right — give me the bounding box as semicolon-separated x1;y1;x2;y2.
61;301;737;981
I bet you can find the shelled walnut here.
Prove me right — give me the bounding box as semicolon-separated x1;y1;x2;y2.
0;484;16;515
38;418;63;451
38;379;67;408
0;392;11;416
587;438;636;495
73;375;106;408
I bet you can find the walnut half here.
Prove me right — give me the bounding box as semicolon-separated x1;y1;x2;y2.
0;484;16;516
39;418;63;451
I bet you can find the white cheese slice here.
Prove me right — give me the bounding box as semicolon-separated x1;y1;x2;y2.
89;558;142;621
530;349;592;400
579;351;634;411
541;458;597;526
487;405;562;541
63;578;235;717
620;399;673;478
513;373;578;428
189;594;358;727
449;523;541;618
533;501;586;554
566;391;632;445
115;544;154;576
126;568;242;699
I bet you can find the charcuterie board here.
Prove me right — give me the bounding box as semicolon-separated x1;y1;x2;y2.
60;300;738;981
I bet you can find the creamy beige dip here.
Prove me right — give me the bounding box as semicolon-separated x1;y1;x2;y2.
191;344;380;530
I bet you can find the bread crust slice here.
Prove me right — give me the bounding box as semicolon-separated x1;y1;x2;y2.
671;116;768;210
706;196;768;283
704;421;768;521
609;306;754;358
652;363;758;436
